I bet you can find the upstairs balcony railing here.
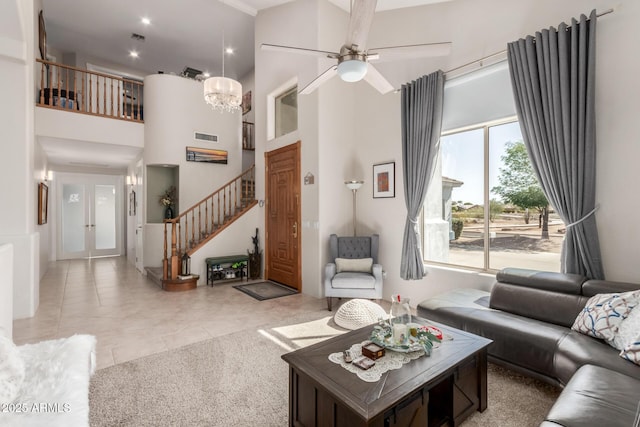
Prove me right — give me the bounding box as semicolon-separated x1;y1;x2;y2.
36;59;144;122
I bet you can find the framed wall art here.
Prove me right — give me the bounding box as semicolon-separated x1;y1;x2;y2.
186;146;228;164
242;91;252;115
38;182;48;225
373;162;395;198
38;10;47;60
129;190;136;216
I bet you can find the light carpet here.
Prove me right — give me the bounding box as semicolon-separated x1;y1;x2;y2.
89;312;560;426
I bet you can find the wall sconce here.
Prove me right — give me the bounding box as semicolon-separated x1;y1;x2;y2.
44;170;53;182
126;176;132;186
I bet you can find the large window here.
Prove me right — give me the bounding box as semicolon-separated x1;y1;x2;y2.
423;119;564;272
274;85;297;138
421;61;564;272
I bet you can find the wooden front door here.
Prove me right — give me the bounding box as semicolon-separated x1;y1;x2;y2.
265;142;301;290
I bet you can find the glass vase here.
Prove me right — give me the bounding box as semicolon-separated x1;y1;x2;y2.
390;294;411;345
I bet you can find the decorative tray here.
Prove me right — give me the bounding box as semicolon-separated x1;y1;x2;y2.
370;322;443;354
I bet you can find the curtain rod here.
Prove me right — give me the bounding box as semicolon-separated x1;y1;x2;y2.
444;8;614;77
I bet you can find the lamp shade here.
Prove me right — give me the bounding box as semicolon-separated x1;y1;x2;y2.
345;180;364;191
204;76;242;112
337;60;368;82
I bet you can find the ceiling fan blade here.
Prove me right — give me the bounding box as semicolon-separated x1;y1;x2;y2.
363;63;394;94
299;65;338;95
368;42;452;62
345;0;378;51
261;43;338;58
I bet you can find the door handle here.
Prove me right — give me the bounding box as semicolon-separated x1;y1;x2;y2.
292;222;298;238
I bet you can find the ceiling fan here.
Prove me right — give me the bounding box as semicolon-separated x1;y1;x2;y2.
261;0;451;95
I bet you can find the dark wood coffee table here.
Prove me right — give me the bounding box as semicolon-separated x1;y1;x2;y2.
281;317;492;427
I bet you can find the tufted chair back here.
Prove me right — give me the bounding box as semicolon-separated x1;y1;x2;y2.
329;234;379;264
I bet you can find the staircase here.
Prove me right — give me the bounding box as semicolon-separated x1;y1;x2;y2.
159;166;257;290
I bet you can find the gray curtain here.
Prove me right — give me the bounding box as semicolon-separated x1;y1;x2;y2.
400;71;445;280
507;10;604;279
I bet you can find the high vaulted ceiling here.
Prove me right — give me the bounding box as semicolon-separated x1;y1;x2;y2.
42;0;451;80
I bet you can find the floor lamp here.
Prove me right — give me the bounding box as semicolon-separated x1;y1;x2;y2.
345;180;364;236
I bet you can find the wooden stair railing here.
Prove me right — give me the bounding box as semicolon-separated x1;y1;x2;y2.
162;166;257;280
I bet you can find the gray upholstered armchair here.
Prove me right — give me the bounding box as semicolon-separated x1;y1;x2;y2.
324;234;383;311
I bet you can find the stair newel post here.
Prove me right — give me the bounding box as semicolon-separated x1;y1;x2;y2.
163;222;169;280
170;220;179;280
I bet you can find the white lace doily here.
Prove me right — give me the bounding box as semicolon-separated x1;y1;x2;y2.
328;341;425;382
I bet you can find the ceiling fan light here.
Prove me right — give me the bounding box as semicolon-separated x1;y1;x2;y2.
337;60;368;82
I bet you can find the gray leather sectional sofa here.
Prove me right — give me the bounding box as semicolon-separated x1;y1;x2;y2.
417;268;640;427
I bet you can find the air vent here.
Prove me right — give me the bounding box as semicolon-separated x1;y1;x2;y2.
131;33;146;42
194;132;218;143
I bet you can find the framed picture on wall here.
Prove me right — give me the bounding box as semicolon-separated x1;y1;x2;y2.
38;182;48;225
242;91;252;115
186;146;228;164
373;162;395;198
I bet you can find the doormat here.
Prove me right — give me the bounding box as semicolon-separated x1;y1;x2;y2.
233;281;297;301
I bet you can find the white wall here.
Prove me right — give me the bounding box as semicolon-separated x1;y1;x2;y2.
0;0;41;320
142;73;244;267
0;245;14;337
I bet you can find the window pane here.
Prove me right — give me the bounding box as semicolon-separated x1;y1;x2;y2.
275;86;297;137
488;122;563;271
424;128;484;269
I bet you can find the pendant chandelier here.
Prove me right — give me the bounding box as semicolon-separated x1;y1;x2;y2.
204;33;242;112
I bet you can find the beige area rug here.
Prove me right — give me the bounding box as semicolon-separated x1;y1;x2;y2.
89;312;560;426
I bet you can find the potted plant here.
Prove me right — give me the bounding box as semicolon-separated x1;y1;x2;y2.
159;186;176;219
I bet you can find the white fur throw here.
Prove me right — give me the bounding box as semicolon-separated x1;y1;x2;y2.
1;334;96;427
0;335;25;404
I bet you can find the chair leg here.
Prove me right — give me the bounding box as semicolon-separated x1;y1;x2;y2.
327;297;332;311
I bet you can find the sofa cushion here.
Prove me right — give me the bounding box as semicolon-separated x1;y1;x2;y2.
490;282;588;328
0;335;25;404
544;365;640;427
571;291;640;341
496;268;586;294
335;257;373;273
554;330;640;385
331;272;376;289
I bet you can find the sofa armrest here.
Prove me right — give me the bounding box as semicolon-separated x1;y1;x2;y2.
324;263;336;290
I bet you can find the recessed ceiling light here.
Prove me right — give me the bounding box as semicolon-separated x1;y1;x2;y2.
129;51;139;58
225;47;234;54
141;17;151;25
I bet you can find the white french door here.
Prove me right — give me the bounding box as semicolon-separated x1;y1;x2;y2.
58;175;122;259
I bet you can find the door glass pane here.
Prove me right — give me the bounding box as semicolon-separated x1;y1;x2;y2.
95;184;116;250
488;122;563;271
62;184;85;253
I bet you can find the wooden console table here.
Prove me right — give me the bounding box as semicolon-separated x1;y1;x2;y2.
281;318;491;427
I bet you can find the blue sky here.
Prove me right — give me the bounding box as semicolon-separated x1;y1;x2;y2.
440;121;523;205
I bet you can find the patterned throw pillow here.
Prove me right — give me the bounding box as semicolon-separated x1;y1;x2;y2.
610;306;640;350
620;337;640;366
571;291;640;341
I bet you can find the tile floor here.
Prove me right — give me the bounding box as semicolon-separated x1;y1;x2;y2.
12;256;336;370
